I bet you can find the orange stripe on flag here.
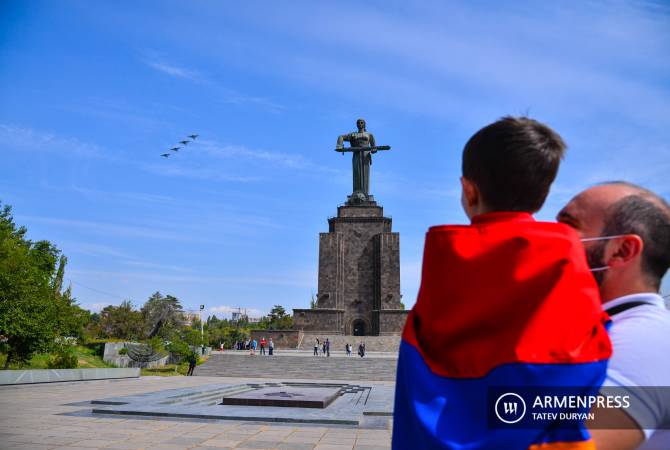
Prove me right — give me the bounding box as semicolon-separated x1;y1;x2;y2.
529;440;595;450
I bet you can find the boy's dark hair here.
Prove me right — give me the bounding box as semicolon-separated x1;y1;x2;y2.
462;116;566;212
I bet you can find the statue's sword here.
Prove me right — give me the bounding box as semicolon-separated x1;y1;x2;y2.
334;145;391;153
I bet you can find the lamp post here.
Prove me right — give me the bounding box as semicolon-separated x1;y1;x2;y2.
199;305;205;351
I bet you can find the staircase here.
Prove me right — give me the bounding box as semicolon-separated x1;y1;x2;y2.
195;353;398;381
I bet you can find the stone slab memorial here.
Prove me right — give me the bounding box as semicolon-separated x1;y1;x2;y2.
220;386;340;408
88;381;394;427
293;118;409;336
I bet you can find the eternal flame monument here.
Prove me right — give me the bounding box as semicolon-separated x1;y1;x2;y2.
293;119;409;336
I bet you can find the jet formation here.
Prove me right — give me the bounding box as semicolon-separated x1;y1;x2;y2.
160;134;199;158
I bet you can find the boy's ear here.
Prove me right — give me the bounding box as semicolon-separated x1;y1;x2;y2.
460;177;480;209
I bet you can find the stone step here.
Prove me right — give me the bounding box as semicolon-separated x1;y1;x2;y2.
299;333;401;352
195;353;398;381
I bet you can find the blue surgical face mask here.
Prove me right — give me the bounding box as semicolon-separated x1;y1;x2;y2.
579;234;627;272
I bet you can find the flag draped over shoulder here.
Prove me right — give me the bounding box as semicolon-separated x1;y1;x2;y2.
392;212;612;450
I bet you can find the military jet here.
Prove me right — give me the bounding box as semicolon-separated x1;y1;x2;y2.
170;147;180;152
179;140;189;146
188;134;199;140
160;153;170;158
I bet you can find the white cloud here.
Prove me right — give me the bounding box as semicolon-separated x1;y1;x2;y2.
81;303;108;313
59;241;131;259
209;305;266;319
68;269;314;288
140;163;262;183
0;124;108;159
141;53;284;112
17;215;210;243
144;60;201;82
196;140;326;171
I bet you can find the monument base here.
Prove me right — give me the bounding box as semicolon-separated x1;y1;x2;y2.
346;193;376;206
221;386;340;408
293;198;408;336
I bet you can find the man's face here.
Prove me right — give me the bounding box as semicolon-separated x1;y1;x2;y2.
357;120;365;131
557;184;639;286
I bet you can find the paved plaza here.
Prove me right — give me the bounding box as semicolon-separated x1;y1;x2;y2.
0;375;394;450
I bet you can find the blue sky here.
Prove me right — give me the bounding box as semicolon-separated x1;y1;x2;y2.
1;0;669;317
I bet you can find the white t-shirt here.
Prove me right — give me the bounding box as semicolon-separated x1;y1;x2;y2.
602;293;670;449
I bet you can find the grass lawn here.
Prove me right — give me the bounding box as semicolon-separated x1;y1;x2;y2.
0;346;115;370
1;348;208;375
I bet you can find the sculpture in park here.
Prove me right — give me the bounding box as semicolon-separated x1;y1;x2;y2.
336;118;390;203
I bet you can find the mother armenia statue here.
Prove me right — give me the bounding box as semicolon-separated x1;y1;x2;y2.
335;118;390;203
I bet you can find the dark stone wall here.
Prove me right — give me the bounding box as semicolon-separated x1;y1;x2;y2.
374;232;402;310
293;309;343;334
377;310;410;335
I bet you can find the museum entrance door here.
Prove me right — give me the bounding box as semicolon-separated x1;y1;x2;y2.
352;319;366;336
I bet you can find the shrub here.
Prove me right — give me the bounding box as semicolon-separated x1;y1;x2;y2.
118;347;128;355
47;348;78;369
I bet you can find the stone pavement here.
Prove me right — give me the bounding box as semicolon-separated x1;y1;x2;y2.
0;375;393;450
195;353;397;381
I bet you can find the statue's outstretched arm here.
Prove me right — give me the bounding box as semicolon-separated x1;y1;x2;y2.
336;133;351;149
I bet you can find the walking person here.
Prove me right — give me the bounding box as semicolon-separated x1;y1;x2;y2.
186;351;197;376
268;338;274;356
313;338;319;356
358;342;365;358
250;338;257;356
259;336;267;355
345;343;350;356
322;340;327;356
325;338;330;357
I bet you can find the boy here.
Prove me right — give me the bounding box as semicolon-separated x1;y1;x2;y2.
393;117;612;449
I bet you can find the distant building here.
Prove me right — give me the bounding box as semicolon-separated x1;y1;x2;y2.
182;311;200;326
231;309;262;323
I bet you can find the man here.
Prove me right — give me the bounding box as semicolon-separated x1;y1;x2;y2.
259;336;267;355
186;351;197;376
558;181;670;450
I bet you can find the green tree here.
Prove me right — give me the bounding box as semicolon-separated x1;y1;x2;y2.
0;203;60;367
267;305;293;330
51;256;91;338
142;292;183;338
99;300;144;340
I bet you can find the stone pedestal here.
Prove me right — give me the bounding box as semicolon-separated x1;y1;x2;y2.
294;198;408;336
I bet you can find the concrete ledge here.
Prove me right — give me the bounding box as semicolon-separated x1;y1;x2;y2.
0;368;140;385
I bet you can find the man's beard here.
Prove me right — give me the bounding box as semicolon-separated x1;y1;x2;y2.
585;240;608;286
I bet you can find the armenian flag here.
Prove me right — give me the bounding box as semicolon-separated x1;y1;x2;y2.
393;212;611;450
